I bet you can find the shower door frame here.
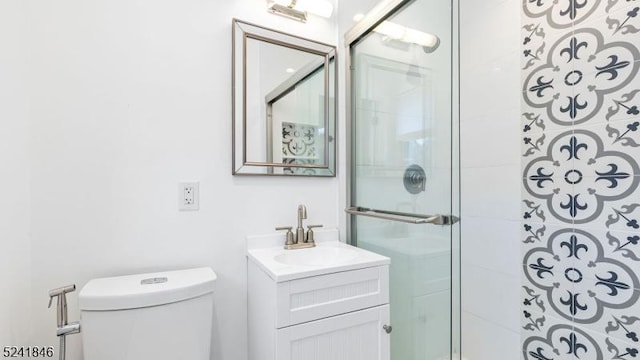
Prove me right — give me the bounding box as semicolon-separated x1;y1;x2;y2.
343;0;461;357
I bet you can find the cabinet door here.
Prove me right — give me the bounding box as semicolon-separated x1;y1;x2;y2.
276;304;390;360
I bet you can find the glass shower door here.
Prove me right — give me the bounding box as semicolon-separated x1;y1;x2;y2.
346;0;458;359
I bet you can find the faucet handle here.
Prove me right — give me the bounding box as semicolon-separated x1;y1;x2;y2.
275;226;295;246
305;225;323;243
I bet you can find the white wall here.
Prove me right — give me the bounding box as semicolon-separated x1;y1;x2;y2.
0;0;32;345
459;0;521;358
23;1;337;359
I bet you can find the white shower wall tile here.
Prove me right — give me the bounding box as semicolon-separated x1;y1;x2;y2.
462;311;521;360
461;70;521;120
461;111;521;168
462;217;521;276
461;0;520;65
461;165;521;221
462;264;520;332
462;105;520;126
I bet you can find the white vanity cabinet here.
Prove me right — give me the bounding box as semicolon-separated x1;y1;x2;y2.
246;233;391;360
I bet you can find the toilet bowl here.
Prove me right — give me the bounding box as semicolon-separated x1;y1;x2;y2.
79;267;216;360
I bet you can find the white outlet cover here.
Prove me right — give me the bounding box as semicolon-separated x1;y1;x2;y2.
178;182;199;211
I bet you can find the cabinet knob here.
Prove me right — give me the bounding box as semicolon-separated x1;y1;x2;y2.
383;324;392;334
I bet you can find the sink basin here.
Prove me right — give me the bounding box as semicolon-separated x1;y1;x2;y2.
274;246;359;267
247;229;390;281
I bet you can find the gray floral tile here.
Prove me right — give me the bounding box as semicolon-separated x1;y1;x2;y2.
522;33;578;127
522;323;601;360
521;127;574;172
603;4;640;44
521;21;573;80
521;110;548;136
573;277;640;346
557;28;640;125
604;88;640;123
523;130;590;224
522;26;639;129
521;263;575;357
603;204;640;234
577;1;640;45
569;187;640;234
521;196;570;228
560;229;640;323
575;227;640;282
523;128;640;225
521;221;550;256
583;120;640;167
521;188;576;226
521;98;576;135
522;0;600;30
574;322;640;360
522;0;640;355
520;307;572;360
522;229;578;323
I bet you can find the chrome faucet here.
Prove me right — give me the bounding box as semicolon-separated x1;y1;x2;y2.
276;204;323;250
296;205;307;244
48;285;81;360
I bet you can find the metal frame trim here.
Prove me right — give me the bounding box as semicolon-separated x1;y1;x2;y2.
231;18;338;177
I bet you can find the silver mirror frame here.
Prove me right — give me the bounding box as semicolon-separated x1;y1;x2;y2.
232;18;338;177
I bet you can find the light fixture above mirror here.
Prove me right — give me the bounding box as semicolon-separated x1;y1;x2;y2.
267;0;334;23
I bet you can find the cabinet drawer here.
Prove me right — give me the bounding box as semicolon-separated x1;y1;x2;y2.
276;265;389;328
276;304;390;360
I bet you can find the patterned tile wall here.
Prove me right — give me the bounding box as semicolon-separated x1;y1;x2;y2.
521;1;640;359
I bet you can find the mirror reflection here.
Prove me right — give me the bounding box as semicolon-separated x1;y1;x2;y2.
232;19;337;176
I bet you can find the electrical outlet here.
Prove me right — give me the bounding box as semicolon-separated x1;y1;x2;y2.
179;182;199;211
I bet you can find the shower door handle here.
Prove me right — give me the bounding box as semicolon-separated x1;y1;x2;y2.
345;207;458;225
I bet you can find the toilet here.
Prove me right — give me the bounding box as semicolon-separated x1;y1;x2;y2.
78;267;216;360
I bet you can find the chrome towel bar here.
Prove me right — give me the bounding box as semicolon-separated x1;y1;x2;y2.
345;206;458;225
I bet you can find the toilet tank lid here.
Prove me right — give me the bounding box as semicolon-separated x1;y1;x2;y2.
79;267;216;311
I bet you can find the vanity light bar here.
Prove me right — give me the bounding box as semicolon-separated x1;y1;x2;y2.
267;0;334;22
268;1;308;23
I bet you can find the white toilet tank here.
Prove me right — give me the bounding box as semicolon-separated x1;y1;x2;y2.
79;267;216;360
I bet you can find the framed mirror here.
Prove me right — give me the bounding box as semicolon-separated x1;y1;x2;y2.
232;19;337;176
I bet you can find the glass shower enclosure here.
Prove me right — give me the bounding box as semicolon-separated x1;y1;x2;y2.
345;0;460;359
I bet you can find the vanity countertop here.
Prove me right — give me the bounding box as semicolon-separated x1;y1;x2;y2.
247;229;390;282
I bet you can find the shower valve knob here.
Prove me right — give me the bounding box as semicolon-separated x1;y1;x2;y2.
383;324;392;334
